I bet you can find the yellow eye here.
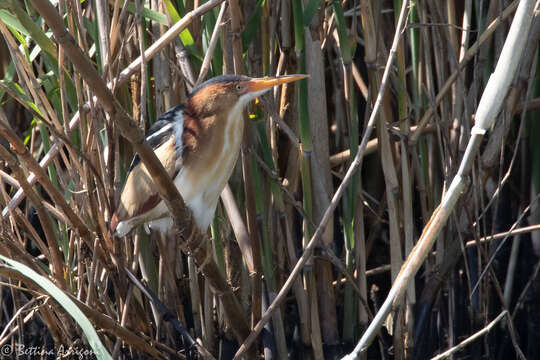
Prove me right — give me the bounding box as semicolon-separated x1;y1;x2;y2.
236;84;242;91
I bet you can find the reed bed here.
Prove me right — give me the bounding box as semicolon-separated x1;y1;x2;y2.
0;0;539;359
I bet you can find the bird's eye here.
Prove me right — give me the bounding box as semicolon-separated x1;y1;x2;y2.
235;84;242;91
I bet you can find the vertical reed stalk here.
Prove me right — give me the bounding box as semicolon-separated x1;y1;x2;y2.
228;0;263;339
333;0;358;344
305;0;339;351
394;0;415;354
293;0;324;357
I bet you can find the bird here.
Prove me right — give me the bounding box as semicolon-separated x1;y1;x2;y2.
109;73;308;237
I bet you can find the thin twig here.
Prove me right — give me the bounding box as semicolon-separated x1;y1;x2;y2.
430;311;508;360
195;2;227;86
409;0;519;144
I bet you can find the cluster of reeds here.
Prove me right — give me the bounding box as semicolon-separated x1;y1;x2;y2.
0;0;539;359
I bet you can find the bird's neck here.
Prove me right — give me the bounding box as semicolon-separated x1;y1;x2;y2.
181;100;246;160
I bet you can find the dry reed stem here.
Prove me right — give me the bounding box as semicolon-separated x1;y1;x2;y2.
430;311;508;360
196;2;227;86
410;0;519;144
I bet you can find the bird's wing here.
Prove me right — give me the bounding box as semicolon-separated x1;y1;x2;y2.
126;105;184;173
110;107;185;231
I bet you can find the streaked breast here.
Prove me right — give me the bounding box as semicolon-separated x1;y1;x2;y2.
175;103;245;229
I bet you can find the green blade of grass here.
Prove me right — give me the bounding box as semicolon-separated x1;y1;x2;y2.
242;0;264;51
303;0;323;27
0;62;16;103
6;0;57;59
163;0;196;47
122;0;168;24
162;0;202;61
332;0;352;64
0;255;112;360
0;9;28;36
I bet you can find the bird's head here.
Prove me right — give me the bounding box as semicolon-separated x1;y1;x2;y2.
186;74;309;118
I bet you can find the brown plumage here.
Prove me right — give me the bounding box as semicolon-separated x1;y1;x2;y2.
110;74;308;237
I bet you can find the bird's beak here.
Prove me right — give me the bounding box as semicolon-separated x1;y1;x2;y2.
246;74;309;93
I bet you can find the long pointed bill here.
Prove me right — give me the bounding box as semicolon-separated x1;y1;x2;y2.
246;74;309;93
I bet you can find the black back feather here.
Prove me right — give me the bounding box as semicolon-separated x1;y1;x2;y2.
127;105;184;172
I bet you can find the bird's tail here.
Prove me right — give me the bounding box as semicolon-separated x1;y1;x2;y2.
109;213;135;237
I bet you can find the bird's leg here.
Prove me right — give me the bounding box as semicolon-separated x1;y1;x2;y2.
177;222;201;252
177;224;213;274
195;236;213;275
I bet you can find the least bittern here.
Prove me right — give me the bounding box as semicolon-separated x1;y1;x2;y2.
110;74;308;237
